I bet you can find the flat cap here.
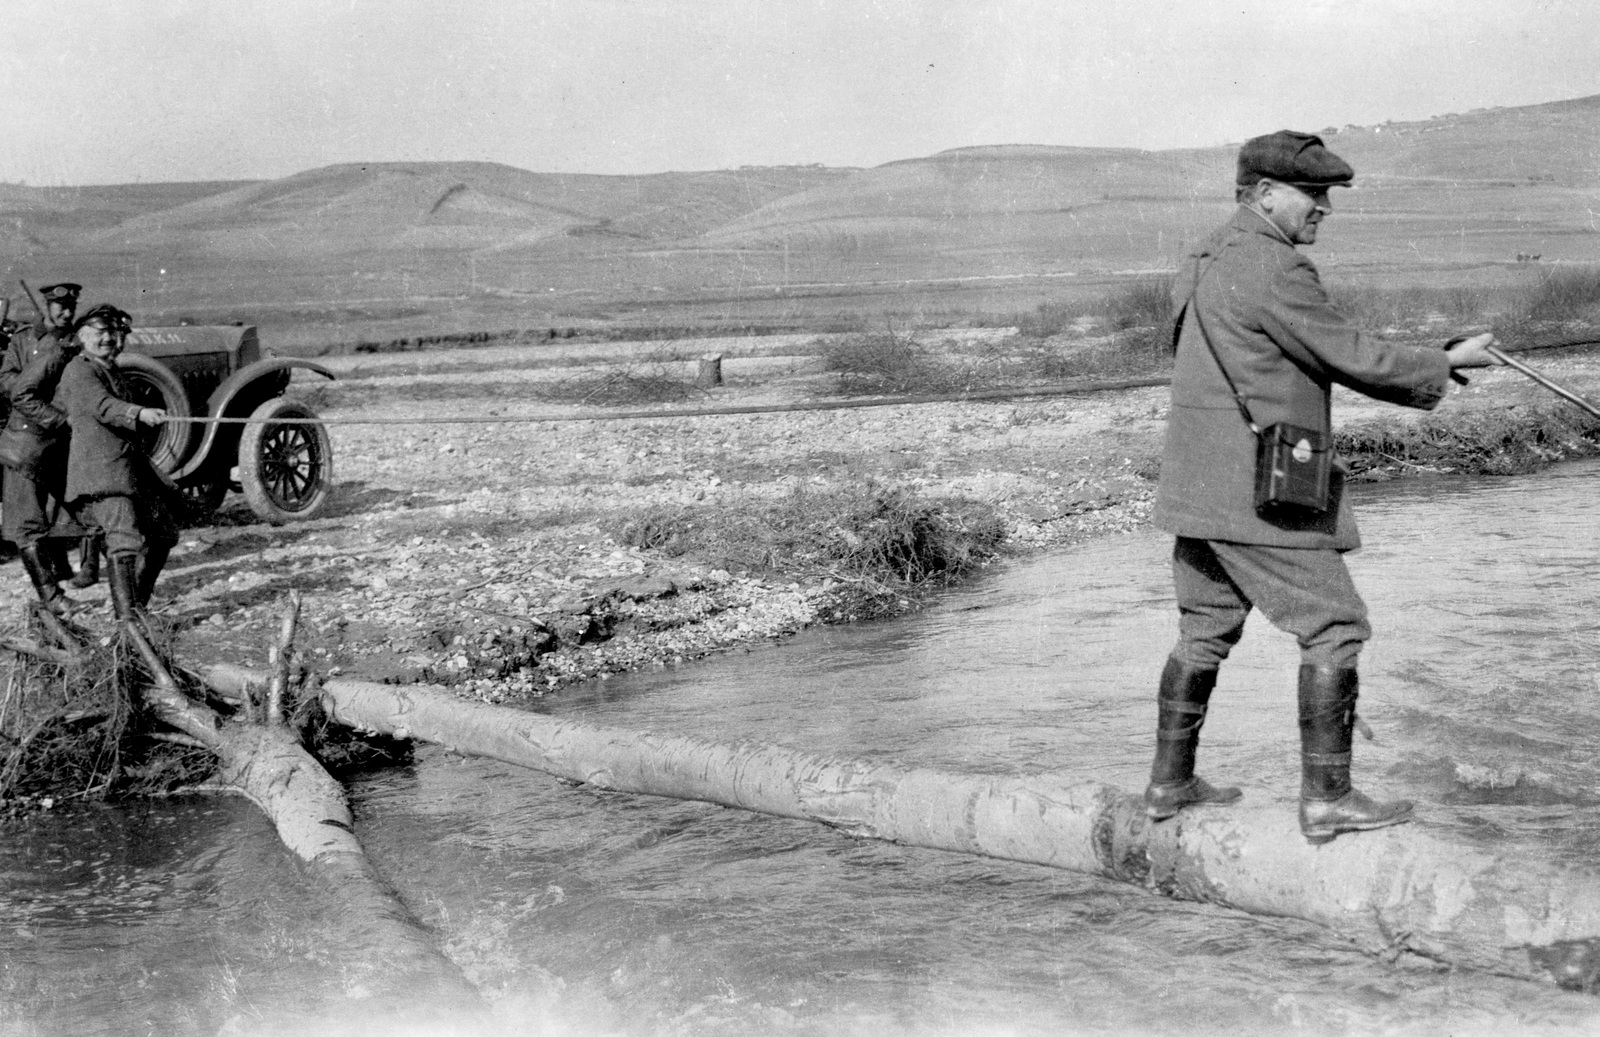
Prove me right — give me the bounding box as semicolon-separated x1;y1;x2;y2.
39;283;83;305
1236;131;1353;188
75;303;131;334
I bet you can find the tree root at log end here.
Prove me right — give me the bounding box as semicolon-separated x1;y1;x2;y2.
0;627;214;807
0;626;411;809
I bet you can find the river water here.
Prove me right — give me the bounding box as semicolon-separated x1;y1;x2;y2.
2;461;1599;1036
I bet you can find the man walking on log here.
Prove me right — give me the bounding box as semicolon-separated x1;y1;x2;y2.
58;304;175;619
1144;130;1500;843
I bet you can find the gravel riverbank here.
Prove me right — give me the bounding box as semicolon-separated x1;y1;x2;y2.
4;336;1597;705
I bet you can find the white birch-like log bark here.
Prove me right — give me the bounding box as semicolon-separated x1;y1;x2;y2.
197;663;1600;994
135;644;479;1011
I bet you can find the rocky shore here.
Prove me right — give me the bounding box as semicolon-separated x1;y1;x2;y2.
4;335;1596;705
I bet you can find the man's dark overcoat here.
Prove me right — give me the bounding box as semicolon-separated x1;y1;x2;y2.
0;327;75;470
59;354;146;502
1152;207;1453;550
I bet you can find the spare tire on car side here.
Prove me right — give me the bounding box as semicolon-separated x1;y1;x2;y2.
115;353;196;474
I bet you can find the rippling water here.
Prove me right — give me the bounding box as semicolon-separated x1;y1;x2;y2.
3;461;1599;1035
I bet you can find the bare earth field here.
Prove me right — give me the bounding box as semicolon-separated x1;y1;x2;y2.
0;331;1592;703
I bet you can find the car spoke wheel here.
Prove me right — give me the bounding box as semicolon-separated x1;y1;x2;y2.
238;398;333;524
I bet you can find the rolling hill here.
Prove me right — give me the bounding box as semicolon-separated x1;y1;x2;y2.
2;92;1599;340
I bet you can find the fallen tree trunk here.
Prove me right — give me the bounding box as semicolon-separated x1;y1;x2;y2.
196;664;1600;994
129;635;479;1013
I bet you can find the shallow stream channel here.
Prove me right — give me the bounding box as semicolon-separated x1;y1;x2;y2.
3;460;1600;1036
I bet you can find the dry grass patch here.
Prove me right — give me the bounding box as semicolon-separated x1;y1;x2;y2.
612;483;1007;591
1339;403;1600;478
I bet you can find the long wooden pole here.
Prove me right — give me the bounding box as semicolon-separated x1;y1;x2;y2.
1488;344;1600;419
194;665;1600;994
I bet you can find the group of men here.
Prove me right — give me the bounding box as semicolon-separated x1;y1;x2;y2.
0;282;175;620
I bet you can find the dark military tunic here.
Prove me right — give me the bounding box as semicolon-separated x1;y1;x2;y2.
59;353;176;556
0;332;76;470
0;327;82;545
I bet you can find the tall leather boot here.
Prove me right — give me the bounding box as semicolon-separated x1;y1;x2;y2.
43;540;73;584
1298;664;1413;844
107;553;140;622
18;544;67;613
1144;656;1243;820
134;542;170;609
68;535;102;589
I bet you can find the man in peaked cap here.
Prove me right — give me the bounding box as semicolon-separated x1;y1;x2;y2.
37;283;82;331
59;304;174;620
0;282;96;607
39;286;106;591
1140;130;1502;843
0;283;80;412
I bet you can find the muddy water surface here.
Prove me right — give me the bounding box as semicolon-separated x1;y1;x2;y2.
3;460;1599;1035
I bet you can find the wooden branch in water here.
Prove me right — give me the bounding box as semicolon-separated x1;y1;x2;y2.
217;669;1600;997
135;630;479;1011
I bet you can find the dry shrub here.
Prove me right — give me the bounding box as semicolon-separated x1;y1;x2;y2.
822;327;977;396
613;484;1006;590
533;365;703;407
1016;276;1175;343
0;614;404;807
1329;270;1600;341
1338;404;1600;479
1024;337;1172;382
1506;265;1600;326
0;627;214;806
1329;284;1494;330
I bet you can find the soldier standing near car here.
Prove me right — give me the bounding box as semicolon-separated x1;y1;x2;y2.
0;302;18;564
0;283;103;587
0;283;93;609
1141;130;1501;844
58;304;175;618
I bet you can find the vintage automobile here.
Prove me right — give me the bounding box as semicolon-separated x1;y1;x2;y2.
121;325;335;525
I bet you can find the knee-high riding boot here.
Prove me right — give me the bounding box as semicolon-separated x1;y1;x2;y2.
18;545;65;611
1144;656;1243;820
135;543;170;609
43;540;73;584
1298;664;1413;843
107;553;140;621
69;534;102;589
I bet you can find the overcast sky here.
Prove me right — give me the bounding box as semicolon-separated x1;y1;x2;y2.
4;0;1597;186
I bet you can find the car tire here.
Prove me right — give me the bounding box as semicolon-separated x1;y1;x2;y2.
238;398;333;525
116;353;195;473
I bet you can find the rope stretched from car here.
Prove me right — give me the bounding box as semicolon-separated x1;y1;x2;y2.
155;375;1176;424
153;336;1600;428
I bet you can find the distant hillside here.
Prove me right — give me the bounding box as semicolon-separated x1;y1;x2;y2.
0;180;254;250
1325;94;1600;185
17;161;856;260
698;145;1235;271
4;92;1600;335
